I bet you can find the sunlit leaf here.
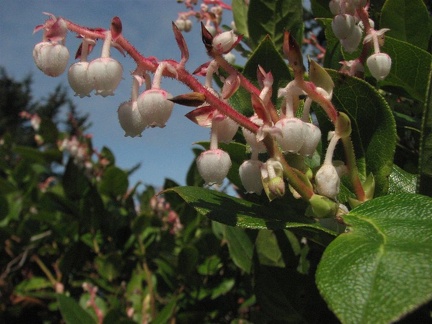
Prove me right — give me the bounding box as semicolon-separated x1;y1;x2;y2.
316;193;432;323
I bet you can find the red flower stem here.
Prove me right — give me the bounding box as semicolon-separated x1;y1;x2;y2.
341;136;366;201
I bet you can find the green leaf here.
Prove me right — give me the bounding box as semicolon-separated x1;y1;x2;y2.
316;193;432;323
63;158;91;200
315;70;396;196
152;296;177;324
224;225;254;273
15;277;52;293
255;230;285;267
418;65;432;196
380;0;432;50
164;186;336;245
248;0;303;51
380;37;432;102
310;0;333;18
57;294;95;324
95;252;123;282
178;246;199;276
232;0;249;38
99;166;129;197
388;164;417;194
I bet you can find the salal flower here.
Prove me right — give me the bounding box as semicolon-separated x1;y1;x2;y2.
367;53;392;81
332;14;355;40
239;159;264;194
315;163;340;199
118;101;146;137
298;123;321;157
88;57;123;96
274;117;305;153
196;149;232;185
212;30;239;54
213;115;239;143
341;25;362;53
137;89;174;128
68;61;93;97
33;42;69;77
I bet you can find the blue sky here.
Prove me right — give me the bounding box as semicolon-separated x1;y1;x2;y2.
0;1;227;188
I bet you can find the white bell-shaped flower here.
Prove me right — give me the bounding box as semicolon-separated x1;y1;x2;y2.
87;57;123;97
274;117;305;153
197;149;232;185
68;61;93;97
117;101;147;137
298;123;321;157
137;89;174;128
239;159;264;194
332;14;356;40
315;163;340;199
33;42;69;77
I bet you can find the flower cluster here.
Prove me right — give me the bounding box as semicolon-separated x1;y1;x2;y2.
32;5;377;219
330;0;392;80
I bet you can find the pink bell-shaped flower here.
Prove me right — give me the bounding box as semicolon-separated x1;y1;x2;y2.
367;52;392;81
68;61;93;97
274;117;305;153
197;149;232;185
137;89;174;128
87;57;123;96
33;42;70;77
117;101;147;137
239;159;264;194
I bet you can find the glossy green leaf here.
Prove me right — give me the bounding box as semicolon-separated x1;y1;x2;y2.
388;164;417;194
57;294;95;324
152;296;178;324
315;70;396;196
418;65;432;196
232;0;249;38
164;186;337;244
316;193;432;323
99;166;129;197
95;252;123;282
310;0;333;18
256;230;285;267
63;158;91;200
380;0;431;50
248;0;303;51
380;37;432;102
14;277;51;293
224;225;254;273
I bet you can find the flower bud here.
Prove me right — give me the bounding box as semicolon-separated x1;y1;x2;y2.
329;0;341;15
239;159;264;194
175;19;186;31
366;53;392;81
88;57;123;96
274;117;305;153
33;42;70;77
68;61;94;97
212;30;239;54
117;101;147;137
261;159;285;201
184;19;192;32
197;149;232;185
332;14;355;40
137;89;174;128
315;163;340;199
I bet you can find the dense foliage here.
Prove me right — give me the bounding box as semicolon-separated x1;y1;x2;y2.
1;0;432;323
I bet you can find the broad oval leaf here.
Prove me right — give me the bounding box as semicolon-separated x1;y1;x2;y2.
380;0;431;50
316;193;432;324
57;294;95;324
164;186;337;246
